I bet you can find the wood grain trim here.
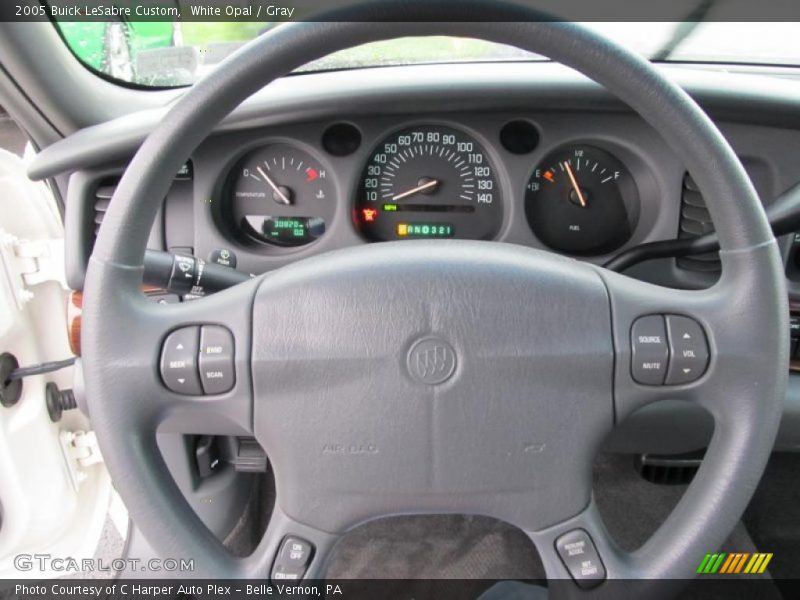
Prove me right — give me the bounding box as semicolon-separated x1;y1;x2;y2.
67;291;83;357
67;287;165;357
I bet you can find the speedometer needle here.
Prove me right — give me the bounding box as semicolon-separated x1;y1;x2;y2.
257;166;292;205
562;161;587;208
392;178;440;202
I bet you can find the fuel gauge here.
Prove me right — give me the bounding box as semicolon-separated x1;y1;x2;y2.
524;145;639;255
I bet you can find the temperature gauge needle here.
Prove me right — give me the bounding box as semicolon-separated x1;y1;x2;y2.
562;161;587;208
392;178;440;202
257;166;292;205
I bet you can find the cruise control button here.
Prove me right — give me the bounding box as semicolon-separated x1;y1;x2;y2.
665;315;709;385
198;326;235;395
272;536;314;583
631;315;669;385
160;327;202;395
279;536;314;568
555;529;606;589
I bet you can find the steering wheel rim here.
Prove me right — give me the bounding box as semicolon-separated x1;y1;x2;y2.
82;3;787;594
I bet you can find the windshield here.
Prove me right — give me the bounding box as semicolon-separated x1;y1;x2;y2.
54;22;800;87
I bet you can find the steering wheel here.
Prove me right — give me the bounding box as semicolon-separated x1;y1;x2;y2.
82;2;788;596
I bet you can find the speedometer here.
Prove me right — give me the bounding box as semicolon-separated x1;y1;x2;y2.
354;125;502;241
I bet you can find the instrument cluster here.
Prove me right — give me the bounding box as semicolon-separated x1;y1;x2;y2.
214;116;651;262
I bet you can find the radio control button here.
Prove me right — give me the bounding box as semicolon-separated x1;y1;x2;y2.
631;316;669;385
665;316;709;385
160;327;202;395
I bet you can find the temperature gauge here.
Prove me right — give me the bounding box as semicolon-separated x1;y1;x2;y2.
227;144;335;248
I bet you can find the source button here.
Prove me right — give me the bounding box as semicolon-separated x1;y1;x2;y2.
631;315;669;385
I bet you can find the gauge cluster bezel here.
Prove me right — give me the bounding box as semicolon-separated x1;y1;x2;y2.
190;111;676;277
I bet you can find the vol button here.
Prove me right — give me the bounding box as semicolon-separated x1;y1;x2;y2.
665;315;709;384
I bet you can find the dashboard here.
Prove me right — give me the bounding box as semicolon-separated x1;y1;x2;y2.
30;62;800;295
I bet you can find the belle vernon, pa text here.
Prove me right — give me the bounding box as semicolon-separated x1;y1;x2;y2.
15;584;344;597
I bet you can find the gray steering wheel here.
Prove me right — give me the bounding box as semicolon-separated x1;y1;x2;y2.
82;3;788;596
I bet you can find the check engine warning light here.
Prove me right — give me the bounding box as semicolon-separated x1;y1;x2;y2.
362;208;378;222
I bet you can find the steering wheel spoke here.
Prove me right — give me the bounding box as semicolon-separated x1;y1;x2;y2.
597;254;788;423
83;261;260;435
528;500;691;599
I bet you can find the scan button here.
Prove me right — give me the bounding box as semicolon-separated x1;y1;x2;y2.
198;326;235;395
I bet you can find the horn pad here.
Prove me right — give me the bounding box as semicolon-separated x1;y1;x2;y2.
252;241;614;533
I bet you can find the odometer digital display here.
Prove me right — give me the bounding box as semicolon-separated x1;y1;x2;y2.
355;125;502;241
241;215;325;247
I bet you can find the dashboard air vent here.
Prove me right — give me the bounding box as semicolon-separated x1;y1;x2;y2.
92;178;120;238
676;173;721;272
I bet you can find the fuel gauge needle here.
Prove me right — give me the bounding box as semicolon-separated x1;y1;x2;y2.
562;161;587;208
257;166;291;205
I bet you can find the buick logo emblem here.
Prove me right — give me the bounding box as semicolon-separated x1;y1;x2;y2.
407;338;457;385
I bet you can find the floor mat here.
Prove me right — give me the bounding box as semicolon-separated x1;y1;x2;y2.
326;454;687;579
327;514;543;580
326;453;783;599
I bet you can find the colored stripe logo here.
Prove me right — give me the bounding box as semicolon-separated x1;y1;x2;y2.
696;552;773;574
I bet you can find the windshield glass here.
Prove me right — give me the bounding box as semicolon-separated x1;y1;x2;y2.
54;22;800;87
